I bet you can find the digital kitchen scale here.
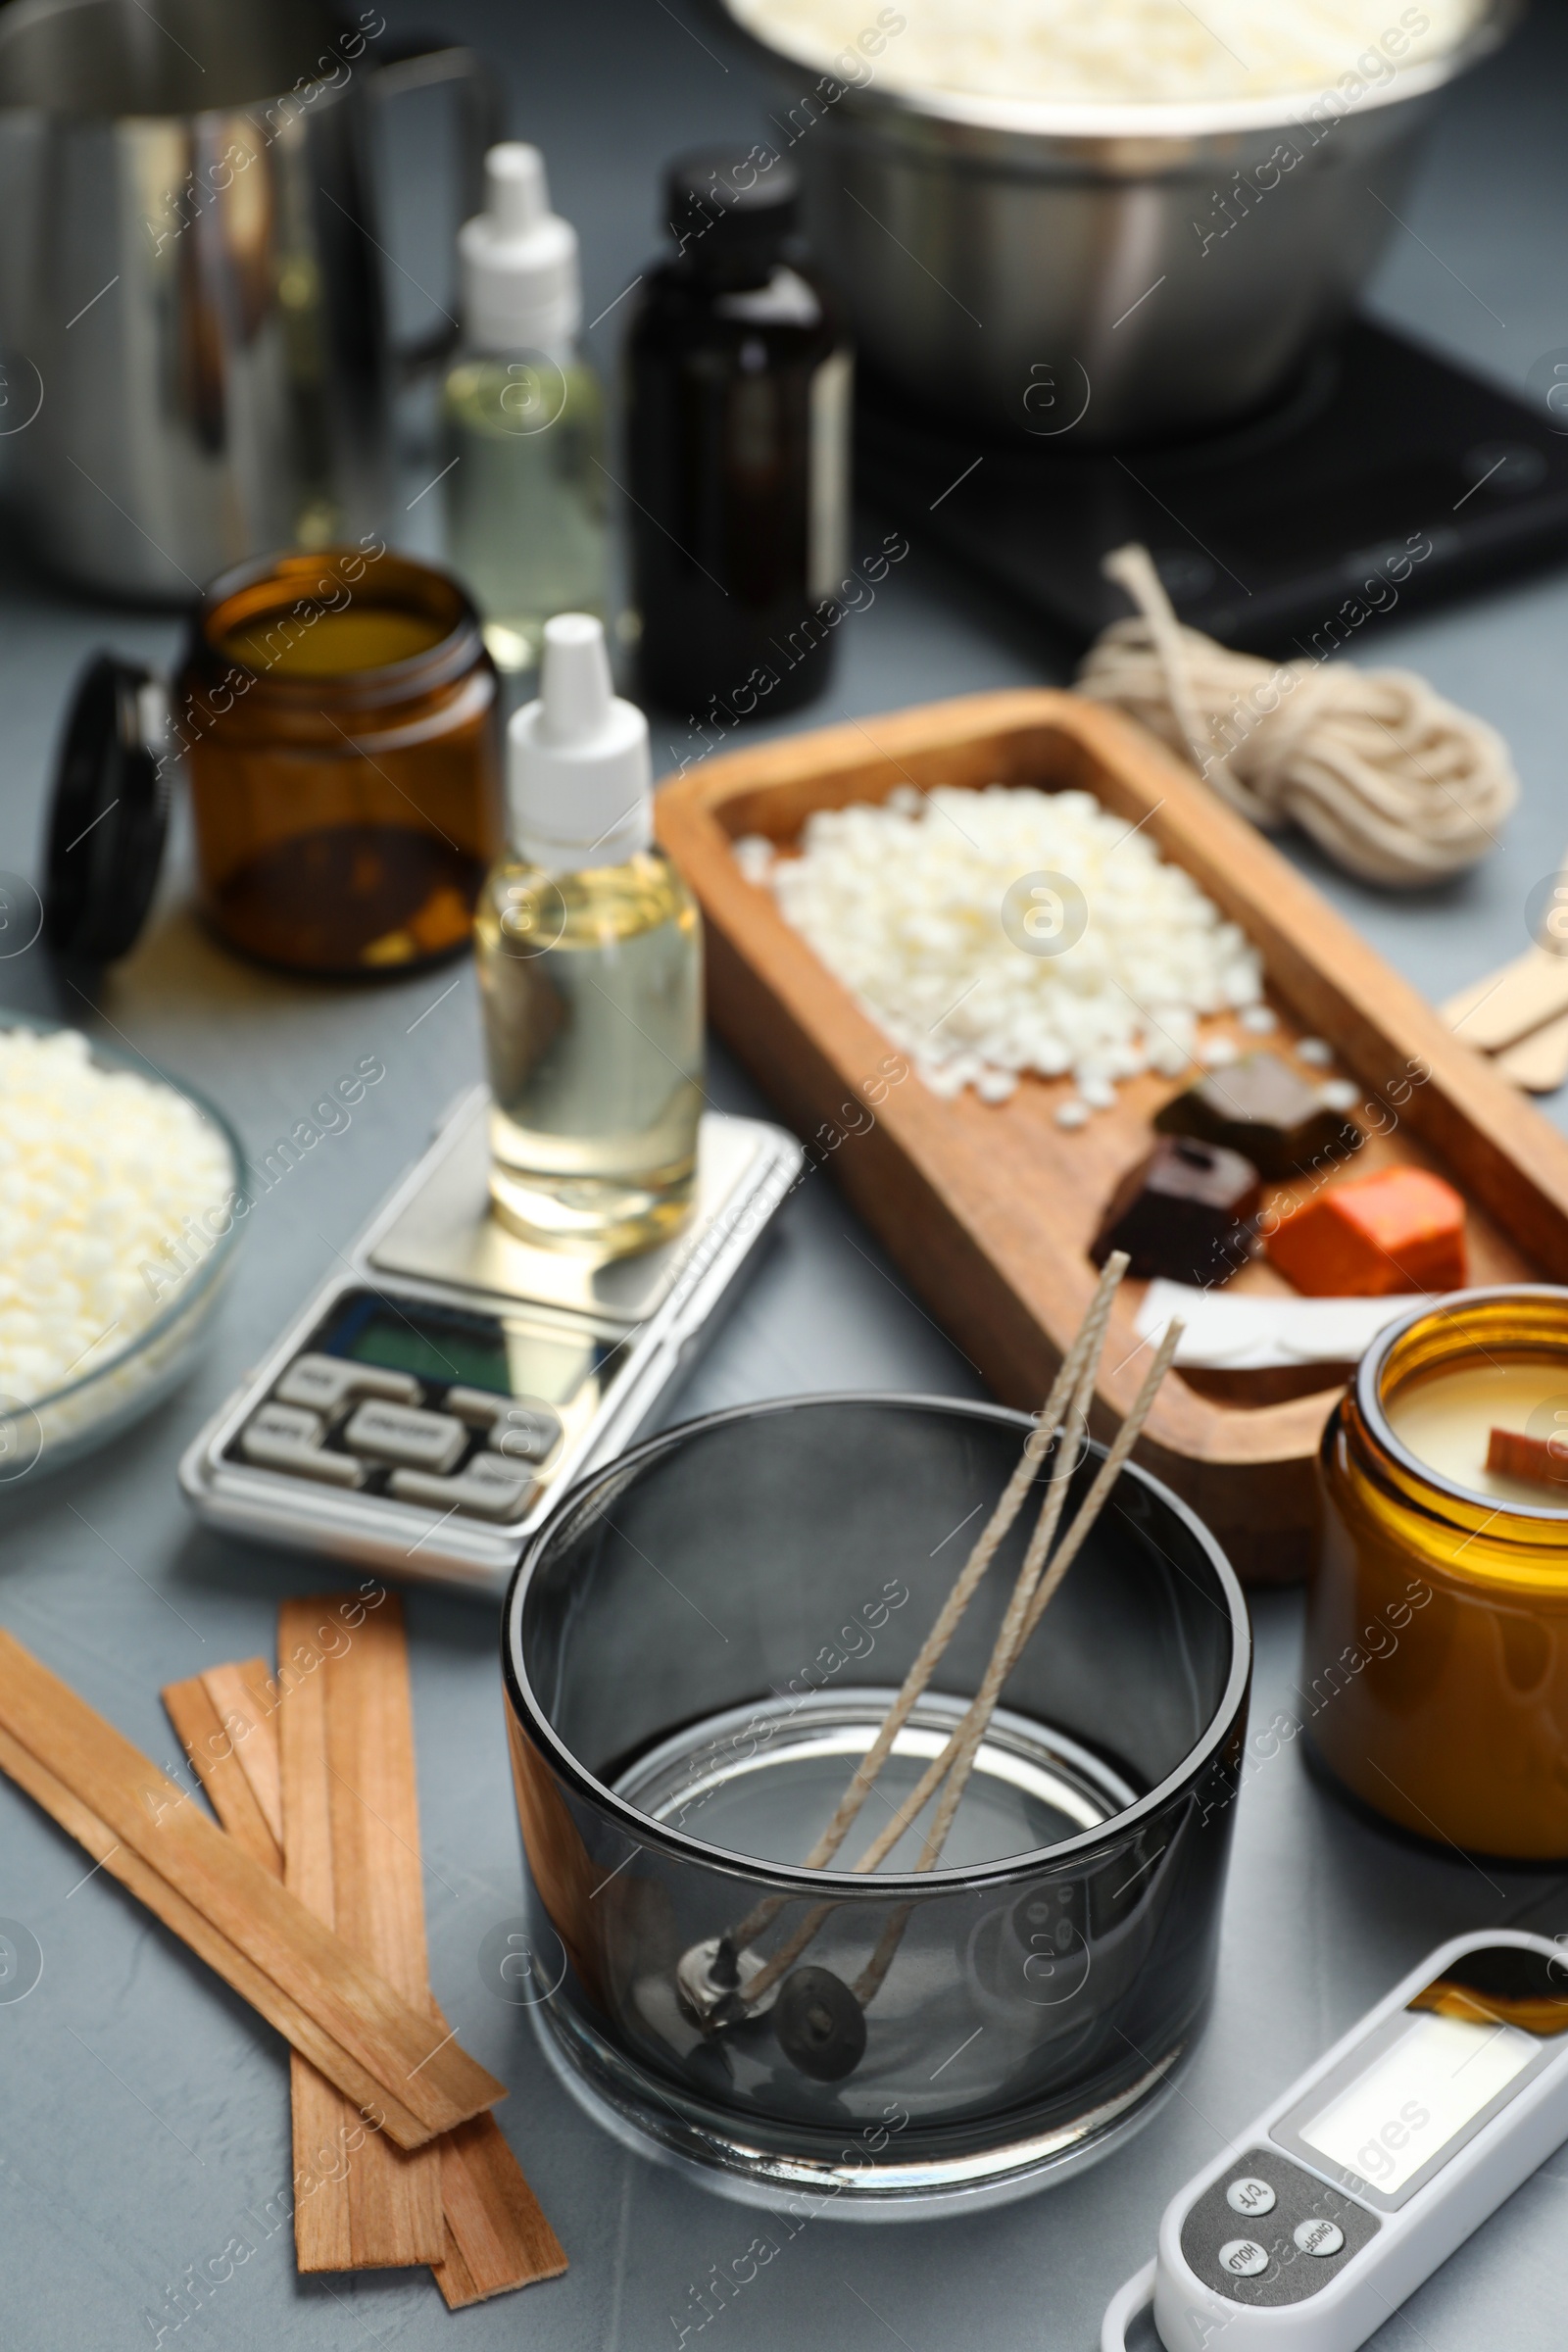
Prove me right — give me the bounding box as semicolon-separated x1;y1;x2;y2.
179;1092;802;1596
1102;1931;1568;2352
858;321;1568;655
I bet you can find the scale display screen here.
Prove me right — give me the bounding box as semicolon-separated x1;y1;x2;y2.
323;1292;620;1408
1298;2011;1538;2195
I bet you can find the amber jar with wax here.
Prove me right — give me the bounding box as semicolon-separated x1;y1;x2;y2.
1307;1287;1568;1860
175;545;503;976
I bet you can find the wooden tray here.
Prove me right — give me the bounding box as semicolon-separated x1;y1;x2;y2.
656;690;1568;1583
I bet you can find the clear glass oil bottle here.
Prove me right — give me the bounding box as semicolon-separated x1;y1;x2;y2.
474;612;703;1256
443;144;611;693
444;350;608;678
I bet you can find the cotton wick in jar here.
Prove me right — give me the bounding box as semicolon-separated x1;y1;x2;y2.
675;1254;1185;2059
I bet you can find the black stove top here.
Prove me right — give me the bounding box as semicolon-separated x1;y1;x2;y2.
856;321;1568;655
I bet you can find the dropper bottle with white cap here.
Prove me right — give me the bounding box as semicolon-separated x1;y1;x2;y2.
443;144;610;695
474;612;704;1256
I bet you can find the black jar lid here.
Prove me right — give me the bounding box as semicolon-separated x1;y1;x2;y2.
42;653;170;965
664;148;800;270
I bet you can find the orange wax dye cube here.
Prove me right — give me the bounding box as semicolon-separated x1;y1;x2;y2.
1265;1166;1467;1297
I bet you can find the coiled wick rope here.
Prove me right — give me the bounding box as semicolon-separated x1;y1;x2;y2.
1076;542;1518;889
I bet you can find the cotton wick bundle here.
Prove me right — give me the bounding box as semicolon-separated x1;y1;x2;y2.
1076;542;1518;888
732;1265;1182;2015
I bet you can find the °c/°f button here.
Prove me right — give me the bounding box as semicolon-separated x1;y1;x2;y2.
1217;2240;1270;2279
1226;2176;1276;2217
1295;2219;1346;2258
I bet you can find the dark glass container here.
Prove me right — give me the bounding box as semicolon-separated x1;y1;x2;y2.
502;1394;1251;2214
624;150;853;721
175;546;504;976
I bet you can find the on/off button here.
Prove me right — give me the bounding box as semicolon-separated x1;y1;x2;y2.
1217;2239;1270;2279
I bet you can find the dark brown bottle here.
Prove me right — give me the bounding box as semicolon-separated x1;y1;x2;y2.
625;149;852;722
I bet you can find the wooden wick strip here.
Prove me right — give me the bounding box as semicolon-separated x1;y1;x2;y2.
0;1718;435;2145
433;2118;568;2309
184;1634;564;2299
203;1659;284;1847
729;1253;1130;1963
278;1596;445;2271
163;1664;282;1876
0;1630;502;2147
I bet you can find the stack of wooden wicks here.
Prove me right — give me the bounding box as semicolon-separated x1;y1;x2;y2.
0;1612;564;2316
727;1254;1183;2015
164;1602;565;2308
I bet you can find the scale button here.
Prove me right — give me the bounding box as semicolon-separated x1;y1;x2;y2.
1294;2219;1346;2258
343;1400;467;1474
241;1403;366;1488
274;1354;421;1413
1226;2177;1276;2217
389;1453;535;1522
1217;2240;1270;2279
446;1389;564;1463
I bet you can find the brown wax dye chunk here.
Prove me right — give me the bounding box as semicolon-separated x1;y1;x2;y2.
1092;1136;1262;1285
1153;1052;1362;1180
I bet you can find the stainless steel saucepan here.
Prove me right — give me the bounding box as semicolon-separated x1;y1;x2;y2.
708;0;1520;444
0;0;499;600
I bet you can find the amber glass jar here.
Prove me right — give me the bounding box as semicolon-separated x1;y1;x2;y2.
1307;1288;1568;1860
175;545;503;975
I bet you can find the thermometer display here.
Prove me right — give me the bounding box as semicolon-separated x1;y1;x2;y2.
1298;2009;1538;2195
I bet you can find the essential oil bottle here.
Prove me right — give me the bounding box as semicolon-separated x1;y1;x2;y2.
623;148;852;719
443;145;610;695
474;612;704;1257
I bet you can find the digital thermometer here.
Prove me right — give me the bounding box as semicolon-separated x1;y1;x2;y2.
1102;1932;1568;2352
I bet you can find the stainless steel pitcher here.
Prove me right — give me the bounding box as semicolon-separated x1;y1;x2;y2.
0;0;498;599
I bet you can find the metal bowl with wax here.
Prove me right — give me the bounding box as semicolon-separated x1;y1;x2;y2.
502;1394;1250;2216
704;0;1519;442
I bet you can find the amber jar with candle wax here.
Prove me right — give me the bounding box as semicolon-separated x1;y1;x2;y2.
1307;1288;1568;1860
175;547;503;976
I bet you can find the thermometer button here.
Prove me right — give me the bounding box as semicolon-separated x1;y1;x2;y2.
1294;2219;1346;2258
1217;2240;1270;2279
1225;2176;1276;2217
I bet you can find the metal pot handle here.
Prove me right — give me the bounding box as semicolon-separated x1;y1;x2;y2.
369;37;508;379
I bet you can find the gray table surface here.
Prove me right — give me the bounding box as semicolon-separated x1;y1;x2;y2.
4;4;1568;2346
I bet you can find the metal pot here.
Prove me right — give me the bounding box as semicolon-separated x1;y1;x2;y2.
708;0;1519;445
0;0;499;600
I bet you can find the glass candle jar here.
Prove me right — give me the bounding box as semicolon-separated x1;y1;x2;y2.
1307;1287;1568;1861
174;544;504;976
503;1395;1250;2215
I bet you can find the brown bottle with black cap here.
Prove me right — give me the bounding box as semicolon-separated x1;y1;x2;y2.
624;148;852;721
